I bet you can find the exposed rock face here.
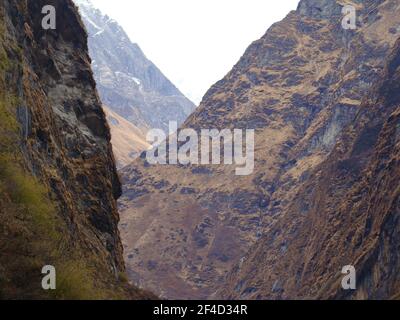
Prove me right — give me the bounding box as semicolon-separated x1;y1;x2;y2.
74;0;196;166
221;36;400;300
119;0;400;299
0;0;153;299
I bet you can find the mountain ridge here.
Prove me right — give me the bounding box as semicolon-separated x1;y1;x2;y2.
221;35;400;300
74;0;196;127
74;0;196;167
119;0;400;299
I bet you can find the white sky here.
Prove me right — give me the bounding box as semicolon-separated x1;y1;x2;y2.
90;0;300;104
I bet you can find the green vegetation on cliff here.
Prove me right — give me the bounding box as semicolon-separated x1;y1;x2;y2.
0;12;144;300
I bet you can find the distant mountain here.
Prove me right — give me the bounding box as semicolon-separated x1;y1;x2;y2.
74;0;195;166
103;105;151;168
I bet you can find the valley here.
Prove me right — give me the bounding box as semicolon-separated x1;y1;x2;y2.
1;0;400;301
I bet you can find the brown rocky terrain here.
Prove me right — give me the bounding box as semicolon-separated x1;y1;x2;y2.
103;105;150;168
221;34;400;300
0;0;154;299
119;0;400;299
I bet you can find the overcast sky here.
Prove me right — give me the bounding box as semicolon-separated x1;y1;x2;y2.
90;0;300;104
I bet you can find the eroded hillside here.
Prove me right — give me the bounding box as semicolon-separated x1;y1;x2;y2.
119;0;400;299
103;105;150;168
221;34;400;300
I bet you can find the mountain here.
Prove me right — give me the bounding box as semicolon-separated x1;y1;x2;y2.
221;33;400;301
118;0;400;299
74;0;196;167
103;105;151;168
0;0;153;299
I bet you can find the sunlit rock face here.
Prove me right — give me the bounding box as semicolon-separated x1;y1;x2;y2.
222;36;400;300
119;0;400;300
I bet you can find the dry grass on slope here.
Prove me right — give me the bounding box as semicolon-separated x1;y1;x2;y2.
0;10;155;300
103;105;150;168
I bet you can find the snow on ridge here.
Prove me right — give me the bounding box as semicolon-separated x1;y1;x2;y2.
73;0;94;9
74;0;103;31
93;29;105;37
83;15;102;31
115;71;142;86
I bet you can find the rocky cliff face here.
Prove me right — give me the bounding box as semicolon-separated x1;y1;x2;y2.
74;0;196;167
119;0;400;299
0;0;153;299
221;35;400;300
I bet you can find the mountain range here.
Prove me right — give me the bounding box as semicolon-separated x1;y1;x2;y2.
74;0;195;167
1;0;400;301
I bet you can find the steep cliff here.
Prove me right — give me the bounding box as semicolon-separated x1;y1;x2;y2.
0;0;153;299
221;34;400;300
119;0;400;299
74;0;196;167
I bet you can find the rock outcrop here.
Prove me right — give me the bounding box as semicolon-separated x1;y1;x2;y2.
119;0;400;299
0;0;153;299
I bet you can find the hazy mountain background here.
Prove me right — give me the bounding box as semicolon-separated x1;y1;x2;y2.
75;0;196;167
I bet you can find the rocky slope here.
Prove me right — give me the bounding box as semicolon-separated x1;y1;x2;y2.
74;0;196;167
0;0;153;299
103;105;150;168
221;34;400;301
119;0;400;299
